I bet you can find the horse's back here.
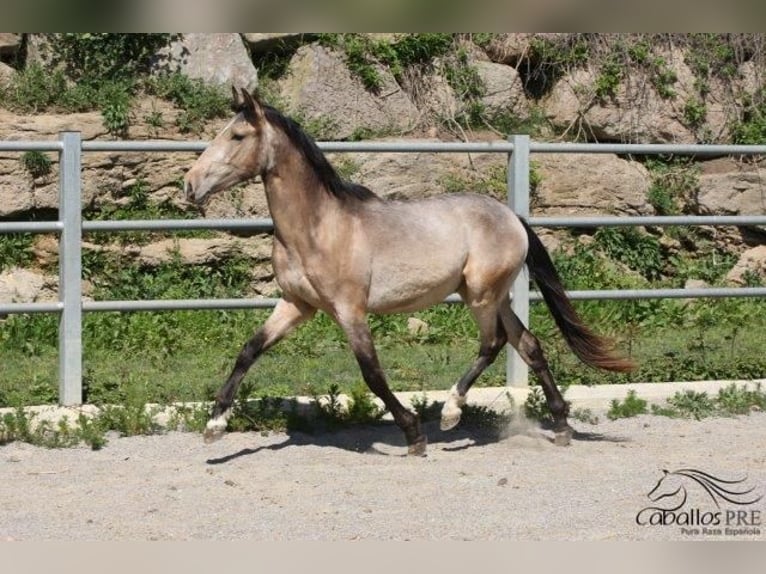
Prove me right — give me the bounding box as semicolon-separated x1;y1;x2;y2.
360;193;528;313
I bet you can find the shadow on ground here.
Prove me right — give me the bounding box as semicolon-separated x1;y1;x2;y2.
206;405;629;465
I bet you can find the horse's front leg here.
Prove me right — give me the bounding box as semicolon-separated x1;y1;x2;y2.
204;298;315;443
335;309;427;456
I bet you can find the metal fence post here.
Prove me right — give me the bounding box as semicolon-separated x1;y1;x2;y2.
58;132;83;405
507;135;530;388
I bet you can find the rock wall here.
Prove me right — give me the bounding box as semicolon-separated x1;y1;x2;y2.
1;33;765;299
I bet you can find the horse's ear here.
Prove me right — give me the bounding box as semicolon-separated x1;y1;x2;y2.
240;88;264;122
231;85;244;113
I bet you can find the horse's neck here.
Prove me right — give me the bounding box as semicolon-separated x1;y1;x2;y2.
261;152;343;251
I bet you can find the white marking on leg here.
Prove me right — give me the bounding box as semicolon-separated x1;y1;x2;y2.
203;409;232;443
440;384;467;431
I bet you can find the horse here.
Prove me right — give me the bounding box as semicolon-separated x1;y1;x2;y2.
183;87;635;456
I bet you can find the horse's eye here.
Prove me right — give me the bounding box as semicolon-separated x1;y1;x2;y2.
231;133;246;141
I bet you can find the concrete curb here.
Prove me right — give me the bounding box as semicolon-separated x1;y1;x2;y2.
2;379;763;428
448;379;766;413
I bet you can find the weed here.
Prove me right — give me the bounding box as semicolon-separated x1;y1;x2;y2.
0;408;107;449
523;386;554;424
410;392;442;422
607;390;648;420
716;383;766;415
664;389;717;420
648;56;677;99
345;384;386;424
319;33;454;92
595;54;623;100
572;407;599;425
145;73;230;134
594;227;664;281
683;97;708;129
47;33;174;85
0;407;35;444
518;35;591;99
167;404;210;432
102;98;131;137
227;396;293;434
0;63;68;111
460;403;511;431
314;382;346;429
0;234;35;272
650;384;766;420
731;89;766;145
20;151;53;178
97;402;162;437
643;157;699;217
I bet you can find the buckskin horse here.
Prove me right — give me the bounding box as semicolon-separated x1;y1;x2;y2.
183;88;634;455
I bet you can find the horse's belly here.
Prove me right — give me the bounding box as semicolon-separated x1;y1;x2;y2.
367;262;462;314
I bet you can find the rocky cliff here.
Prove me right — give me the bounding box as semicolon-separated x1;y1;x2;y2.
1;33;764;304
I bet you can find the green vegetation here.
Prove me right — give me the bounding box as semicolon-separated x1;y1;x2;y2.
47;33;174;84
607;390;648;420
20;151;53;178
0;234;35;272
0;34;229;136
144;73;231;134
731;88;766;145
317;33;454;92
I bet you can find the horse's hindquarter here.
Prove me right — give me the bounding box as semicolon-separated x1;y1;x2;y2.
363;194;526;314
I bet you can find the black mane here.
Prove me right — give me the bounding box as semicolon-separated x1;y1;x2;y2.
260;105;379;202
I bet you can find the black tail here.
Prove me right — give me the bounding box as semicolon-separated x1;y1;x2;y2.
519;218;635;373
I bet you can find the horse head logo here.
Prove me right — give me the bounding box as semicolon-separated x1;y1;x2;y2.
647;468;762;510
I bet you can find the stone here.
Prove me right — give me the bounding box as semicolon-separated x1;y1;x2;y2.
243;33;315;54
485;33;571;65
697;158;766;217
330;140;505;201
84;236;272;268
725;245;766;285
0;33;22;55
684;279;710;290
0;268;57;303
474;60;529;118
277;44;419;140
152;33;258;92
543;64;695;143
532;153;653;216
407;317;429;336
0;62;15;86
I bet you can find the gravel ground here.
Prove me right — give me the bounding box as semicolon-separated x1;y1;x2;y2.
1;411;764;541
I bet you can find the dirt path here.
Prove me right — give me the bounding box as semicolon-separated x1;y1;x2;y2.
1;412;765;541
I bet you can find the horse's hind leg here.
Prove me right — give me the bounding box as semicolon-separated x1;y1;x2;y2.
498;302;573;446
204;298;315;443
336;310;427;456
440;307;506;431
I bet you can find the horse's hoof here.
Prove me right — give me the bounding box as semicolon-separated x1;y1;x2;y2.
203;419;227;444
554;426;573;447
440;388;465;431
407;436;428;457
440;410;462;431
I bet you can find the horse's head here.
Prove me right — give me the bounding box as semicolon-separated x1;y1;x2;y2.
647;469;685;503
184;87;274;205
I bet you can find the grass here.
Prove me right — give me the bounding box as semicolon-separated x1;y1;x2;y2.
1;302;763;410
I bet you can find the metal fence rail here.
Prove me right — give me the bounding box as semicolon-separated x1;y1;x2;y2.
1;133;765;404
